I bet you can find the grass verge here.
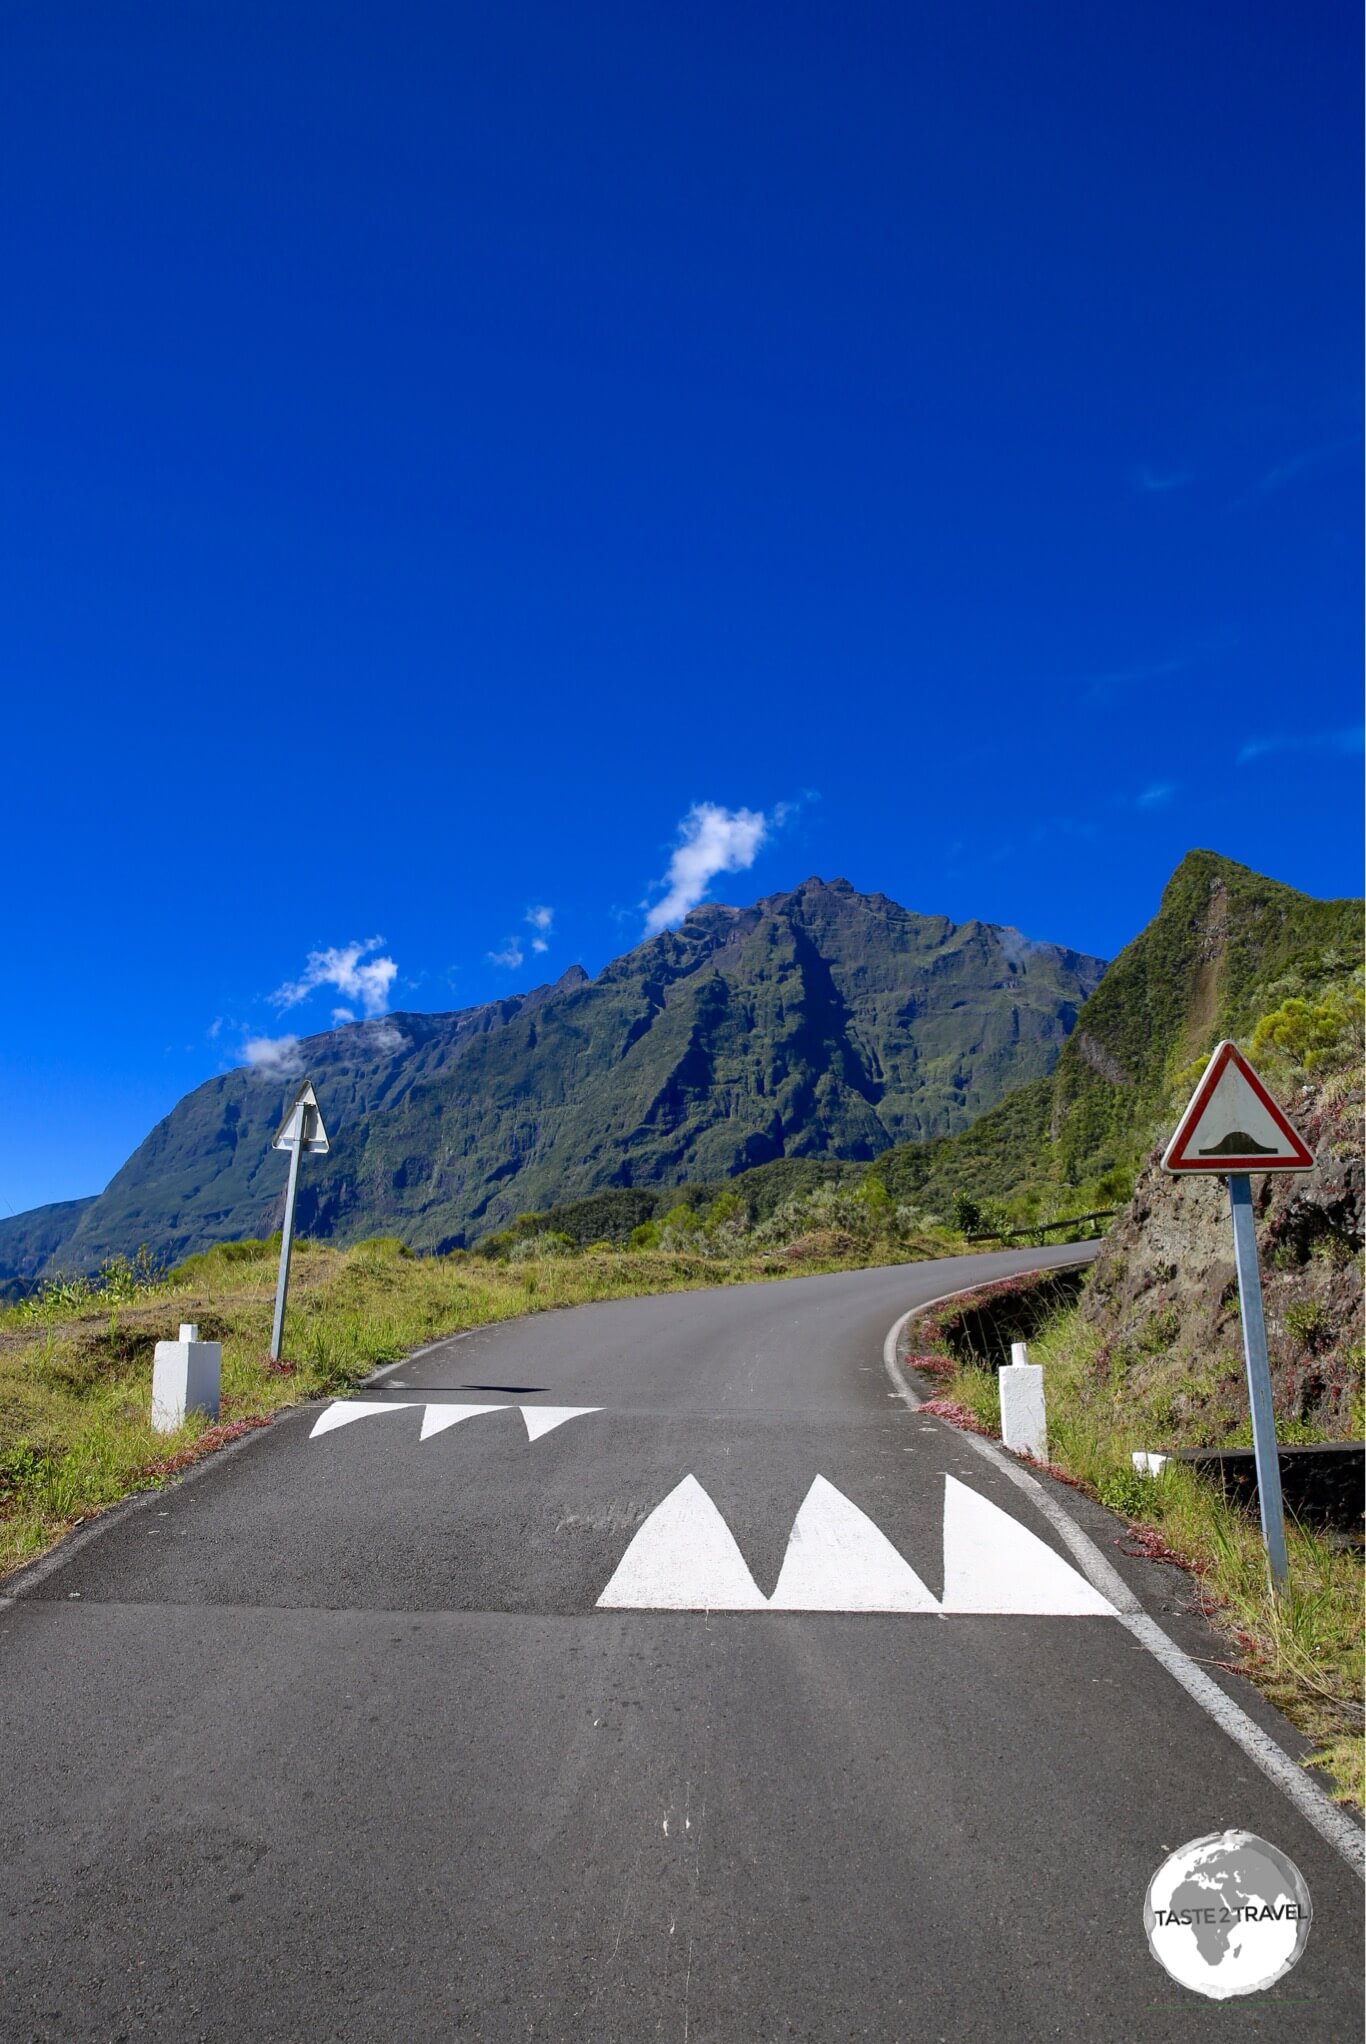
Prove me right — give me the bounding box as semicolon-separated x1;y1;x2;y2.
909;1289;1365;1808
0;1229;958;1582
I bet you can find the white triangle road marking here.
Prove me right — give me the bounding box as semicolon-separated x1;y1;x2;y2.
309;1401;416;1440
596;1474;768;1610
769;1476;940;1611
520;1405;602;1442
419;1403;505;1440
941;1473;1116;1615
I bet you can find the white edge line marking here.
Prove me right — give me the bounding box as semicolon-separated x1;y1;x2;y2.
881;1282;1366;1878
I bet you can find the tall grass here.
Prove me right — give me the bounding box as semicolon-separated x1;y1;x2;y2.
925;1300;1364;1806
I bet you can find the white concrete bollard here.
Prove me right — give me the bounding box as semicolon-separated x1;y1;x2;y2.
999;1339;1046;1460
151;1322;221;1434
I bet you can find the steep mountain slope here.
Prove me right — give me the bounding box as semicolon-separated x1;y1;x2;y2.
6;878;1105;1275
876;851;1363;1212
0;1199;96;1297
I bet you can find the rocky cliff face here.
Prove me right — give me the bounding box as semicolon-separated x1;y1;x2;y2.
4;877;1105;1276
1082;1069;1363;1442
877;849;1364;1213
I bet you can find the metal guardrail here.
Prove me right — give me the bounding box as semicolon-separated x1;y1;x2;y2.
966;1209;1117;1242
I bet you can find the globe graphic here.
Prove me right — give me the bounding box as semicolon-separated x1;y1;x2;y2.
1144;1830;1312;1999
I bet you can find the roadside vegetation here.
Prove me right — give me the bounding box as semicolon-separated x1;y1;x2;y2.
912;1286;1363;1807
909;1032;1359;1811
0;1196;988;1581
908;983;1363;1804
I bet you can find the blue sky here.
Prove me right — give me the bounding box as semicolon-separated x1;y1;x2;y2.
2;2;1361;1215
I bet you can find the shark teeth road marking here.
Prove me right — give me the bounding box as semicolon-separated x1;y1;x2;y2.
596;1474;1121;1615
769;1475;940;1611
419;1403;504;1440
309;1401;604;1444
941;1473;1116;1615
309;1401;417;1439
596;1474;768;1610
520;1406;602;1442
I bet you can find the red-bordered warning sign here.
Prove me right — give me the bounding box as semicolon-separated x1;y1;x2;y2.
1162;1040;1313;1173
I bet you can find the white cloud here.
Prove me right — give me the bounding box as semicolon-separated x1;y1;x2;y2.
331;1006;355;1025
1256;434;1360;494
522;904;554;955
207;1016;223;1040
361;1019;406;1055
242;1034;304;1077
1136;782;1176;808
272;937;397;1019
1237;727;1364;765
643;801;770;936
489;940;525;969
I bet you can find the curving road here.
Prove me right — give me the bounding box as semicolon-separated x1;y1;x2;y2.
1;1246;1361;2040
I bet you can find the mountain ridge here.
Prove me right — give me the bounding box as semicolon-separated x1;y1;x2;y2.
3;877;1105;1278
873;850;1363;1213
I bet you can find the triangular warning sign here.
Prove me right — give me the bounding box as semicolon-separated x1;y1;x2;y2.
273;1079;331;1155
1162;1041;1312;1174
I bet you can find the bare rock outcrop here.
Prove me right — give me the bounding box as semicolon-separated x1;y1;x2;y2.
1083;1073;1363;1441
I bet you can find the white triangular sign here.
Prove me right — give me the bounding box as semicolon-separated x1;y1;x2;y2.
769;1476;940;1611
1163;1041;1312;1173
419;1403;504;1440
941;1475;1115;1615
273;1079;331;1155
596;1475;768;1610
520;1406;601;1442
309;1400;415;1439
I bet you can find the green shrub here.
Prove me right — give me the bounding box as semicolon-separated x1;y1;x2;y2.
508;1231;576;1262
1283;1299;1333;1354
1097;1466;1161;1521
1250;984;1364;1076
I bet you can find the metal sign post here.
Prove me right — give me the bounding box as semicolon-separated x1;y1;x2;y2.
1162;1040;1313;1596
269;1080;331;1363
1225;1173;1290;1589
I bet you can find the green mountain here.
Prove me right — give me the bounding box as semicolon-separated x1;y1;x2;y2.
874;850;1363;1214
0;1198;97;1299
4;878;1104;1277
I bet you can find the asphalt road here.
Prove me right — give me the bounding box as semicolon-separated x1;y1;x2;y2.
2;1247;1361;2041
